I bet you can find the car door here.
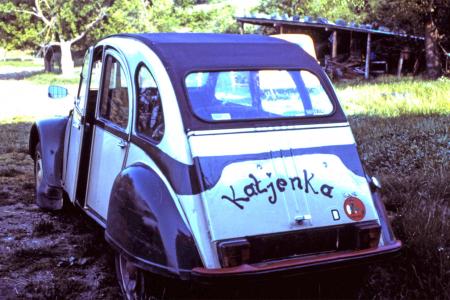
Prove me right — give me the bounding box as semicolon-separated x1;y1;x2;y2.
63;47;93;202
85;50;131;222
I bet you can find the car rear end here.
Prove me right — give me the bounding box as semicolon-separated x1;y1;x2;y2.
179;68;401;279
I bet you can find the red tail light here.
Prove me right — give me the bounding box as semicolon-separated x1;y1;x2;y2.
354;221;381;249
217;239;251;268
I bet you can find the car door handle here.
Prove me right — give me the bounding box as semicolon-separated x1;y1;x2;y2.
117;140;127;149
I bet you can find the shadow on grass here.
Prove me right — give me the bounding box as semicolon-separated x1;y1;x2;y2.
0;69;45;80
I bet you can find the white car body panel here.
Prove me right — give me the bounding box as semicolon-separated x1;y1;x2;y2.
187;125;380;245
86;127;127;220
188;124;354;157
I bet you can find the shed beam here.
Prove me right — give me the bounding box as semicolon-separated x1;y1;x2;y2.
365;33;371;79
239;22;244;35
397;52;404;78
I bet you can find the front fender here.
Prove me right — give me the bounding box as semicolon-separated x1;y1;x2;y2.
29;117;69;188
105;163;203;279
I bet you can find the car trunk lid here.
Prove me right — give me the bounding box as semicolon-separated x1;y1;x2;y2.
187;124;380;242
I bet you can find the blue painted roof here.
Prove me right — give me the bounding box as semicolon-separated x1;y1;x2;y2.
109;33;346;131
112;33;320;73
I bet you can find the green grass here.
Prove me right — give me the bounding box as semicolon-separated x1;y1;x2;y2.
24;70;80;86
353;114;450;299
0;116;37;124
336;76;450;116
336;77;450;299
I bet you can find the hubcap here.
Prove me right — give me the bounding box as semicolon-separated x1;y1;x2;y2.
118;254;141;300
35;152;43;189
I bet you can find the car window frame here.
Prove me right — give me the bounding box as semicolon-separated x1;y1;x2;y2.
75;49;92;114
134;62;165;144
96;49;133;134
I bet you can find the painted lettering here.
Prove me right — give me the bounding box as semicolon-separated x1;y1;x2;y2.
221;169;334;210
249;174;267;194
267;181;277;204
244;182;258;197
276;178;287;192
290;176;303;190
221;185;250;210
321;184;334;198
304;170;319;194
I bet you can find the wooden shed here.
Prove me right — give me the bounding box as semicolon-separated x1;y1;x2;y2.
237;15;425;80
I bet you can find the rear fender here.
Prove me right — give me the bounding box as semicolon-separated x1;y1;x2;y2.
105;163;203;279
29;117;69;199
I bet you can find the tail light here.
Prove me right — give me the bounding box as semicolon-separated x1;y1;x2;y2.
354;221;381;249
217;239;250;268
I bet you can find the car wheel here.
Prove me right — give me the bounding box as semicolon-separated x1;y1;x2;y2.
34;142;63;210
34;142;44;197
115;253;167;300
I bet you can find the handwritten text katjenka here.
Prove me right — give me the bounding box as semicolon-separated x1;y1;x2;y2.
221;170;334;209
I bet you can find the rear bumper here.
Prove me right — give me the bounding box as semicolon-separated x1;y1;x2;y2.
191;240;401;281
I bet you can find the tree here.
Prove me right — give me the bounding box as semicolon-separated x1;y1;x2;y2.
0;0;117;75
256;0;367;23
0;0;238;74
369;0;450;78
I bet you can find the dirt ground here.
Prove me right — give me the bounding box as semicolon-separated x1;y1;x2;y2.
0;121;121;299
0;77;121;299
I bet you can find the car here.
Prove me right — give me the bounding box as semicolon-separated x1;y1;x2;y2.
29;33;401;299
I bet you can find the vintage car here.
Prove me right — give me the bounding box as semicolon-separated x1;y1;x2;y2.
29;33;401;298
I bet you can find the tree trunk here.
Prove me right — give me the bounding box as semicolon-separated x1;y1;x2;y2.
424;18;442;79
60;40;74;77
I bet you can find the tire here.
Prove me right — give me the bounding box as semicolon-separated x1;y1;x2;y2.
115;253;168;300
34;142;44;197
34;142;63;210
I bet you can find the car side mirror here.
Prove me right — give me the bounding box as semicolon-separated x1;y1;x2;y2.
48;85;68;98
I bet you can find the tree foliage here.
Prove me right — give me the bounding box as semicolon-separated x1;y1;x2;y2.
368;0;450;78
0;0;112;74
0;0;110;48
0;0;238;50
0;0;238;74
256;0;367;23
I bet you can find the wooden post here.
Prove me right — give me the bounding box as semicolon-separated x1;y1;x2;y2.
397;52;404;78
365;33;371;80
239;22;244;35
349;32;354;55
332;31;338;59
280;25;284;34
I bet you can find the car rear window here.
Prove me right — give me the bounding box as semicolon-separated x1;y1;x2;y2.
185;70;333;122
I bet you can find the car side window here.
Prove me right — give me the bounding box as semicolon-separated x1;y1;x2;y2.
136;65;164;142
99;55;129;129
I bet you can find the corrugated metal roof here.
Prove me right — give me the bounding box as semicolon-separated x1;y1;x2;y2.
236;15;424;40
